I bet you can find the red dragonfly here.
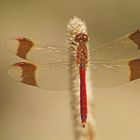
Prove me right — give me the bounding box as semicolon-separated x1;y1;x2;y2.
7;29;140;127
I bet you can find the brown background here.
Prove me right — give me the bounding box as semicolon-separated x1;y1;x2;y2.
1;0;140;140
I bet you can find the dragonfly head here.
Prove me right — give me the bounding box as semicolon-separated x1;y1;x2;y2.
75;33;88;43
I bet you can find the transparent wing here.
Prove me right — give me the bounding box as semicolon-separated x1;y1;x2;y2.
8;62;79;90
7;36;76;65
90;29;140;61
7;29;140;89
89;29;140;87
90;58;140;88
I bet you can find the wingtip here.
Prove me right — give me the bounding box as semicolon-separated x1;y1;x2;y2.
6;37;19;54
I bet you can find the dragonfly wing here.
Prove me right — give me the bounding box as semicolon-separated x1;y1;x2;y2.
7;36;75;65
90;29;140;61
90;58;140;88
8;62;79;90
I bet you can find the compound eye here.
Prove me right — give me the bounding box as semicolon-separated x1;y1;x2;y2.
75;34;81;42
75;33;88;43
83;34;88;42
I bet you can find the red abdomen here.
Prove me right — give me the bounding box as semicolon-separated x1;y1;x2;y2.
79;66;87;127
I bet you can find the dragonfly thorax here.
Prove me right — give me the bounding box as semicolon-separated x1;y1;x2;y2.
76;42;88;65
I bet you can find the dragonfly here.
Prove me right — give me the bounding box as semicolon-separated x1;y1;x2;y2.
7;29;140;127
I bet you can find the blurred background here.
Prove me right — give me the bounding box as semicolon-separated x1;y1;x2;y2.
1;0;140;140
